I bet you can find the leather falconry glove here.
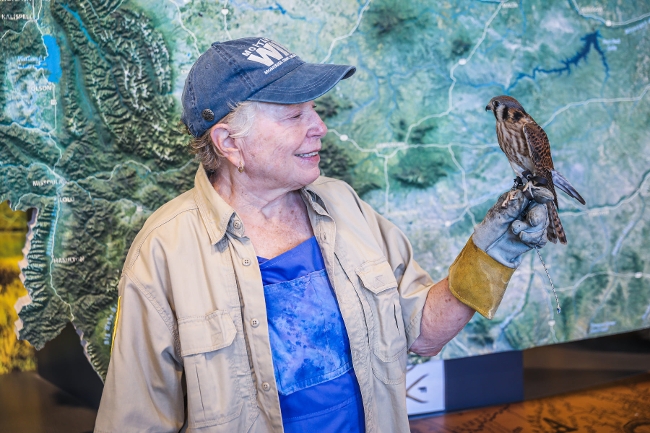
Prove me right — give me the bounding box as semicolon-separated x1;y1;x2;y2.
448;185;553;319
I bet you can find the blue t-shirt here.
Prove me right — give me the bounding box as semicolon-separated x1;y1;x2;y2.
258;237;365;432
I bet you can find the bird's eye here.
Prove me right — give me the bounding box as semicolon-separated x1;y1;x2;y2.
493;100;500;107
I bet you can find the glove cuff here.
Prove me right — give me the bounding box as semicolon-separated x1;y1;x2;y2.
448;236;516;319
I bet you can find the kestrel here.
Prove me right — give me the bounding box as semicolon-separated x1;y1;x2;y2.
485;95;586;244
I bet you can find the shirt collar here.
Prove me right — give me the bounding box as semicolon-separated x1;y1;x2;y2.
193;165;237;245
300;186;330;217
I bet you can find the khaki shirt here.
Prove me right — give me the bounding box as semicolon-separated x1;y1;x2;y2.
95;166;433;433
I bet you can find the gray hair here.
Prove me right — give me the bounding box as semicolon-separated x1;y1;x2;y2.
187;101;261;174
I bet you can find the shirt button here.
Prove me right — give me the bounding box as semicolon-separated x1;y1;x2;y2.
233;220;242;229
262;382;271;391
251;318;260;328
242;258;251;266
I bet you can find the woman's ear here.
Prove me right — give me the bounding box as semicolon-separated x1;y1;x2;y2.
210;124;240;167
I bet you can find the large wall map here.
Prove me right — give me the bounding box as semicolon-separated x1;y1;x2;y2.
1;0;649;378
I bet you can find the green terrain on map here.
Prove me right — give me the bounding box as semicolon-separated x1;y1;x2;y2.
1;0;649;378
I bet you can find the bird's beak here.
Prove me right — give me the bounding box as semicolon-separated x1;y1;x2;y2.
485;103;492;111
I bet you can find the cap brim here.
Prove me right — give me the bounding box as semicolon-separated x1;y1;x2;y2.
247;63;356;104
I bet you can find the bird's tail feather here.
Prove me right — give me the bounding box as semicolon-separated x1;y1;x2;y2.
546;202;567;245
551;170;586;205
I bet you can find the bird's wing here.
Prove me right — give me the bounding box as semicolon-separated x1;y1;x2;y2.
523;122;587;206
522;121;554;171
523;121;558;207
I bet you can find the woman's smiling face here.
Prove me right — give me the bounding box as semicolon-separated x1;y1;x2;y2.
238;101;327;192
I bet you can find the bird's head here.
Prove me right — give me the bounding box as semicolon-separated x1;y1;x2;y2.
485;95;527;123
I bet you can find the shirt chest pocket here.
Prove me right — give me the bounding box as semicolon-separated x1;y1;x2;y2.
178;309;243;429
356;259;407;384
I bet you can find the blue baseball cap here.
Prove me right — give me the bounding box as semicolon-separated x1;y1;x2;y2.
181;37;356;137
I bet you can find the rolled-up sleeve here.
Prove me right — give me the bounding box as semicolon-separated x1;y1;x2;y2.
95;269;184;433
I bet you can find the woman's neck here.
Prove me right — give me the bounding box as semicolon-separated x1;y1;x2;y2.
211;167;314;258
212;166;300;217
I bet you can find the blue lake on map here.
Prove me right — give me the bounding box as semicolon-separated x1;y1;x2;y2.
40;35;62;83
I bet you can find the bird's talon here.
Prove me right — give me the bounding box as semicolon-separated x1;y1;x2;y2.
501;189;519;208
522;184;535;201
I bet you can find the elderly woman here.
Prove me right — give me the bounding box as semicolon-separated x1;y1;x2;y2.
95;37;550;433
